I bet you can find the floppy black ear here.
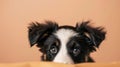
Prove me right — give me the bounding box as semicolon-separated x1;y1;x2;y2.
76;21;106;48
28;21;58;47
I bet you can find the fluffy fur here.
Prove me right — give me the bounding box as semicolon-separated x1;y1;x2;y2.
28;21;106;64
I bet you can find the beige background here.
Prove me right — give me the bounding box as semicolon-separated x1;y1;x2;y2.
0;0;120;63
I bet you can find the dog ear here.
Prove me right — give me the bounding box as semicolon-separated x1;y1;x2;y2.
28;21;58;47
76;21;106;49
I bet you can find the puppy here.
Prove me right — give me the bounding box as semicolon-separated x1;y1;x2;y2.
28;21;106;64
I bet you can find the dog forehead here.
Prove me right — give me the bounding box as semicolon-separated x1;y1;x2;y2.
54;28;78;42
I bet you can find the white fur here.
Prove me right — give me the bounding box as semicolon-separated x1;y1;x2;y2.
53;29;78;64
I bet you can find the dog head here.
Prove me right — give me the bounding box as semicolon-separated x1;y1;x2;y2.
28;21;106;64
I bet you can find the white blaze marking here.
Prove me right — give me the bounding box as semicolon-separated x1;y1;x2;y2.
53;29;78;64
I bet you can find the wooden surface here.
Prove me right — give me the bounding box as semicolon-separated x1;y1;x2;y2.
0;62;120;67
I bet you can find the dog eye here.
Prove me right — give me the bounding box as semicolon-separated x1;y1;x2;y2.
70;42;81;56
50;46;58;54
73;48;80;56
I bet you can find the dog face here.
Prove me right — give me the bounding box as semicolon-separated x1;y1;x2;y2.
28;21;106;64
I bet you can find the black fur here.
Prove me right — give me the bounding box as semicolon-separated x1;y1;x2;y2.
76;21;106;52
28;21;58;47
28;21;106;64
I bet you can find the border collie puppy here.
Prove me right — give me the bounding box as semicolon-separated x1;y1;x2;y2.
28;21;106;64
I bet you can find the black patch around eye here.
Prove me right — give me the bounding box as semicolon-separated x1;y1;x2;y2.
68;41;81;56
43;35;60;61
46;42;60;61
72;42;81;54
67;36;91;63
